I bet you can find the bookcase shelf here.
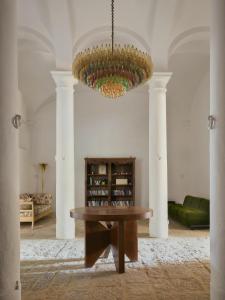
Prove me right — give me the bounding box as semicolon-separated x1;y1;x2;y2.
85;157;135;207
112;173;133;176
88;185;109;188
112;195;133;198
87;174;108;176
111;184;133;187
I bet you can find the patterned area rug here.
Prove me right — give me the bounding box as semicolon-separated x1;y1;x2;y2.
21;237;210;300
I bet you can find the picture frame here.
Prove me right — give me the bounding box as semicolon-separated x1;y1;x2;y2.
98;164;107;175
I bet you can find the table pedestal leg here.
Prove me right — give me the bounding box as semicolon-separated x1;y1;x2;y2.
111;221;125;273
124;220;138;261
85;221;110;268
85;220;138;273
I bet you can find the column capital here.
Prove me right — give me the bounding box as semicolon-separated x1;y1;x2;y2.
147;72;172;91
51;70;78;87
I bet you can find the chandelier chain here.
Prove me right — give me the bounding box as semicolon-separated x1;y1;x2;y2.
111;0;114;54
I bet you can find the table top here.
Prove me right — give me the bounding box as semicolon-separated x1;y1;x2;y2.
70;206;153;221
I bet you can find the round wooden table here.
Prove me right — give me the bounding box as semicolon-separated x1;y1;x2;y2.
70;206;152;273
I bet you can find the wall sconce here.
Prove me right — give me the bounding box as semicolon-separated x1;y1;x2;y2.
11;114;22;129
208;115;216;130
11;114;32;129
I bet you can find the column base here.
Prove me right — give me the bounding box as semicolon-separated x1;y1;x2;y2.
56;222;75;239
149;219;168;238
211;266;225;300
0;289;21;300
211;285;225;300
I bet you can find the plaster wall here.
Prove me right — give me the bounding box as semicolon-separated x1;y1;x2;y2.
30;101;56;210
18;91;32;193
167;53;209;203
74;88;149;208
188;73;209;198
28;88;149;210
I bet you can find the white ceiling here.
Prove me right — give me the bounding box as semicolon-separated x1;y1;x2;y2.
18;0;210;113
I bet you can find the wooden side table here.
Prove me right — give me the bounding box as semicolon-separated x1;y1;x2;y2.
70;206;152;273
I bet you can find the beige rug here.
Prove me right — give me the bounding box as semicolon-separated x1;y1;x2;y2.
21;258;210;300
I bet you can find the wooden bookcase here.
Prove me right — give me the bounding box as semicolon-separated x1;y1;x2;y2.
85;157;135;207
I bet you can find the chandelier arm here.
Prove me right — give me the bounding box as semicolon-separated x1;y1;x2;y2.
111;0;114;54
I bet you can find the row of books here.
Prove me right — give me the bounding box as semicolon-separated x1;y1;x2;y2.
111;200;134;206
87;200;109;207
112;189;132;196
87;200;134;207
88;190;109;196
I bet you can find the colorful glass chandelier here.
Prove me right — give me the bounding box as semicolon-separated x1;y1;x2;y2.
72;0;153;99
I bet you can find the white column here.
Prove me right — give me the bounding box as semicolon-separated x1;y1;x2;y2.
0;1;21;299
210;1;225;299
148;72;172;238
51;71;77;239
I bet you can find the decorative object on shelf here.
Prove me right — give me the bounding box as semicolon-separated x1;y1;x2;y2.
39;162;48;193
72;0;153;99
98;164;107;175
116;178;128;185
90;165;96;175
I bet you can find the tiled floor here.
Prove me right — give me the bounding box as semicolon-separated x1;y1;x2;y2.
20;214;209;239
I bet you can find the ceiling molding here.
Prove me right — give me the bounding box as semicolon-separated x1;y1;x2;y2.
18;26;55;54
168;26;209;58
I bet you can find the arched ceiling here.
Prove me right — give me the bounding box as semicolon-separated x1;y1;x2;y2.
168;38;209;123
17;0;210;113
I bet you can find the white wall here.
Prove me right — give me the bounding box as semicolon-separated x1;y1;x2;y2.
167;51;209;203
188;73;209;198
74;88;149;208
27;88;149;210
30;100;56;210
18;91;32;193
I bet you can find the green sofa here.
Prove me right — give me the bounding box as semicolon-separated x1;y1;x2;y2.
168;195;210;229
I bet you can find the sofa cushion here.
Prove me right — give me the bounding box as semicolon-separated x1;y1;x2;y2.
168;203;183;218
34;204;52;216
19;193;53;205
20;193;32;203
20;202;33;210
199;198;209;213
183;195;200;209
177;208;209;227
31;193;53;205
183;195;209;211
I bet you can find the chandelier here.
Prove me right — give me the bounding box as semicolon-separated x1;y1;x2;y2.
72;0;153;99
